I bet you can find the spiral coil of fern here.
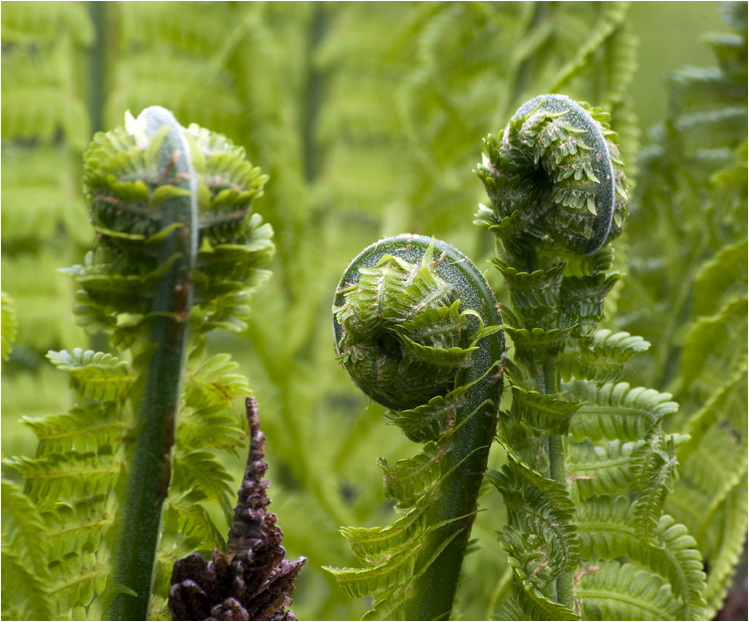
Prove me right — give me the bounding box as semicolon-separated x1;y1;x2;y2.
475;94;629;263
475;95;630;616
327;235;504;620
473;96;706;622
69;106;274;620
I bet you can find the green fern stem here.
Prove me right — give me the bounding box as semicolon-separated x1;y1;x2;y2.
477;94;631;617
104;107;198;621
330;235;504;620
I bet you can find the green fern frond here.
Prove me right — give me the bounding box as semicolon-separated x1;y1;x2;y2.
559;329;650;384
47;548;109;617
577;494;634;559
6;451;121;504
1;39;91;146
640;516;707;621
565;438;644;498
489;462;580;577
377;441;450;507
117;1;238;60
42;494;114;562
504;325;577;366
326;540;425;599
493;575;579;621
1;1;93;45
560;273;622;332
509;384;583;436
22;401;127;456
579;495;709;621
1;251;86;351
46;348;135;402
631;433;685;541
171;450;234;525
681;296;748;388
702;484;749;618
568;380;679;442
162;492;226;554
340;496;433;565
1;544;54;622
575;560;681;621
1;478;51;580
182;352;251;407
492;262;564;329
1;146;91;246
546;1;629;97
692;238;748;317
1;291;18;362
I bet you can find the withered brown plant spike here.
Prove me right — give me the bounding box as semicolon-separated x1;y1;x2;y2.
169;397;307;621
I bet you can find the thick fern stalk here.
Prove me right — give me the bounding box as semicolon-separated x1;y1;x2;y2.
477;94;708;621
327;235;505;620
101;106;198;620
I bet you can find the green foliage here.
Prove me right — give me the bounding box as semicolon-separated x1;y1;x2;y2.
1;292;18;363
481;85;719;622
2;2;746;620
327;236;504;620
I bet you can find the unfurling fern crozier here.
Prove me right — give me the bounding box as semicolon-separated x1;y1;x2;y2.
328;235;505;620
475;94;629;260
476;95;708;622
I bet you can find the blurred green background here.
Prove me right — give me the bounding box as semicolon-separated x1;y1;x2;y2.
1;2;741;620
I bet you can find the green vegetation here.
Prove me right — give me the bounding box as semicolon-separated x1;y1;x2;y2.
2;2;745;620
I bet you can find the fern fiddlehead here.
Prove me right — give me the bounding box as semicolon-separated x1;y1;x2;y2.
93;106;198;620
45;105;275;620
327;235;505;620
477;94;707;621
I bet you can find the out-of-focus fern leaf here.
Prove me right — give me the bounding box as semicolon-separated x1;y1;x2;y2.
680;296;747;388
1;545;53;621
1;146;91;248
702;484;749;618
1;292;18;363
1;479;51;581
171;450;235;526
1;252;86;352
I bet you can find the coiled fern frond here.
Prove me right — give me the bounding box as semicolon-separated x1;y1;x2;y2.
480;94;708;622
326;235;504;620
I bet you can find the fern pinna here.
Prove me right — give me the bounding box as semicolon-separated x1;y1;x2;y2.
475;94;708;621
326;236;505;620
621;5;748;618
2;106;279;620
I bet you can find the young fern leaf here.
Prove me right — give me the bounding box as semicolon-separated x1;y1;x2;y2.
576;496;707;620
702;484;749;618
559;329;651;384
1;479;53;621
479;93;713;621
46;348;135;402
328;235;504;620
568;380;679;442
575;560;682;621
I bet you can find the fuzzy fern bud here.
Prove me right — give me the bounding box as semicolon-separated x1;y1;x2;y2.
69;107;275;342
329;234;505;620
333;238;484;410
475;94;629;257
